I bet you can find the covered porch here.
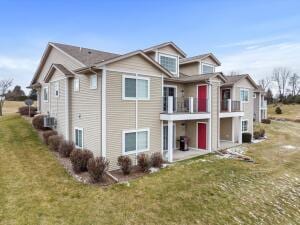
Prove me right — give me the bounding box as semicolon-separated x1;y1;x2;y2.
219;116;242;149
161;119;211;162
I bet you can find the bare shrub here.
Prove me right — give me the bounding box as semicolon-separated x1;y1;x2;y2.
137;153;151;172
32;115;45;130
48;135;63;151
150;152;163;168
87;157;109;182
70;149;93;173
58;140;75;158
117;156;132;175
42;130;57;145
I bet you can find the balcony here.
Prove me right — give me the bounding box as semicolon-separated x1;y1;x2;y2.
160;96;210;121
220;99;244;118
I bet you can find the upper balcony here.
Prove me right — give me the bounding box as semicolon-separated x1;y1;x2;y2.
220;99;244;118
160;96;210;121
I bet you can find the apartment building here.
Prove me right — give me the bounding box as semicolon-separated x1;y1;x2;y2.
30;41;260;169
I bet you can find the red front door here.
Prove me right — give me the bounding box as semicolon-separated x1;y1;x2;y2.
197;123;207;150
198;85;207;112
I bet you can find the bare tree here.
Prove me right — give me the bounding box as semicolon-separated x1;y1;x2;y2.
258;76;271;91
228;71;240;76
272;67;291;101
0;79;13;116
288;73;299;96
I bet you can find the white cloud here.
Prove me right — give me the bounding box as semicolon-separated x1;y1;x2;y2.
0;56;38;94
219;41;300;82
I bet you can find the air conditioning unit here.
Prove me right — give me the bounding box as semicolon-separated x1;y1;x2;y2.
44;116;56;128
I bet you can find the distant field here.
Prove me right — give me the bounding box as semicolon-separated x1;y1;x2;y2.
268;104;300;120
2;101;25;115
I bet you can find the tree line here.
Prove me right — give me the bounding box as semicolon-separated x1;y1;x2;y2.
259;67;300;104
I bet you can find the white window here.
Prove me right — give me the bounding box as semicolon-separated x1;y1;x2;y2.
240;89;249;102
54;82;59;97
159;53;177;74
253;92;256;98
202;63;215;74
74;128;83;148
74;78;80;92
123;129;150;154
43;87;48;102
241;120;248;132
123;75;150;100
90;74;97;89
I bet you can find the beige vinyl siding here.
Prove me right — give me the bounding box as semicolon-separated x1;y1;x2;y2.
106;71;162;170
70;73;102;157
234;78;255;135
253;92;260;121
49;70;66;136
220;118;232;141
107;54;164;76
36;47;82;115
201;57;219;67
180;62;199;75
164;81;184;98
210;78;220;150
158;45;180;56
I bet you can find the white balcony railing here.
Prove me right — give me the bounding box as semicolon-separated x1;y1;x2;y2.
220;99;243;112
162;96;209;114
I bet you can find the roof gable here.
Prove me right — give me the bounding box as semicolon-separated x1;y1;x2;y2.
180;53;221;66
224;74;258;88
44;64;74;83
143;42;187;58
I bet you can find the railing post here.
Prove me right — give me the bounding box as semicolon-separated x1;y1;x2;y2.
189;97;194;113
168;96;173;114
227;99;231;112
240;101;243;111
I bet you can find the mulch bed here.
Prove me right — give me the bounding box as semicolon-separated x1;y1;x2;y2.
22;115;152;186
110;166;148;182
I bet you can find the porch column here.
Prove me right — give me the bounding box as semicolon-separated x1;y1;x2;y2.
168;96;173;114
232;117;235;143
258;93;261;122
189;97;194;113
168;120;173;162
238;116;242;144
227;99;232;112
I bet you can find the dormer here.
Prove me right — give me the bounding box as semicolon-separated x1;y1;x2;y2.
179;53;221;76
144;42;186;77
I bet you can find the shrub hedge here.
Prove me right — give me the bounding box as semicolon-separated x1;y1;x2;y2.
137;153;151;172
87;157;109;182
261;119;271;124
117;156;132;175
48;135;63;151
58;140;75;158
151;152;163;168
70;149;94;173
32;115;45;130
19;106;37;117
42;130;58;145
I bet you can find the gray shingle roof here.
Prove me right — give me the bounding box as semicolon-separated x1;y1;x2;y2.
223;74;258;88
51;42;120;66
180;53;210;63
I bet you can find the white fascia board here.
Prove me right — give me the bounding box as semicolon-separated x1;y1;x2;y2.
219;112;244;118
160;113;211;121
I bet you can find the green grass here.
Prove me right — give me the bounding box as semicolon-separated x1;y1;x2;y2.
0;115;300;225
268;103;300;120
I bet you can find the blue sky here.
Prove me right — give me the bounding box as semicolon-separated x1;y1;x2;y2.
0;0;300;93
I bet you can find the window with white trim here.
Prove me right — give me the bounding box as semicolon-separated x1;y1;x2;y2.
159;54;177;74
74;78;80;92
54;82;59;97
123;129;149;154
240;89;249;102
75;128;83;148
242;120;248;132
202;63;215;74
123;75;149;100
90;74;97;89
253;92;256;98
43;87;48;102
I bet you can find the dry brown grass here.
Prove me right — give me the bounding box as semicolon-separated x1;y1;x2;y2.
268;104;300;120
2;101;36;115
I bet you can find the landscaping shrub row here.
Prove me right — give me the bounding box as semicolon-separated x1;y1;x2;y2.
31;115;165;183
19;106;37;117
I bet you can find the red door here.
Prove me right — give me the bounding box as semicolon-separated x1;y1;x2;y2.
198;85;207;112
197;123;207;150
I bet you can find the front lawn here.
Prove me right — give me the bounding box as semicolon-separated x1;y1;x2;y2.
268;103;300;120
0;115;299;225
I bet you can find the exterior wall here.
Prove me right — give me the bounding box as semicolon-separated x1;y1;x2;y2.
49;70;66;136
220;118;232;141
157;45;181;56
210;78;220;150
69;73;102;157
201;57;219;67
36;47;82;115
180;62;199;75
253;92;260;122
164;81;185;99
234;78;255;135
106;71;162;170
